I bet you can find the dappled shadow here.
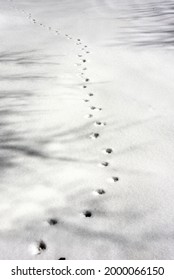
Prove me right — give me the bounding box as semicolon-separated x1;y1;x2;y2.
0;50;62;66
0;88;96;170
0;75;56;81
102;0;174;49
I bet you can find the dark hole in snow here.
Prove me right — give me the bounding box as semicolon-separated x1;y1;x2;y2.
48;219;58;226
101;162;109;167
83;210;92;218
112;177;119;182
95;121;106;126
39;241;47;251
86;114;93;118
90;106;96;110
105;148;113;154
96;189;105;195
90;133;99;139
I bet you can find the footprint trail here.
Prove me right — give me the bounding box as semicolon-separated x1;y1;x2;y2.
6;0;120;260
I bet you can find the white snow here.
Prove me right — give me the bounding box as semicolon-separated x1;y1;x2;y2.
0;0;174;259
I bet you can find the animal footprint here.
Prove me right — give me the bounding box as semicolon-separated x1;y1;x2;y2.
108;177;119;183
47;218;58;226
90;106;96;110
93;189;106;195
94;121;106;127
103;148;113;154
83;210;92;218
85;114;93;119
99;161;109;167
96;107;102;112
90;106;102;111
29;240;47;255
90;133;100;139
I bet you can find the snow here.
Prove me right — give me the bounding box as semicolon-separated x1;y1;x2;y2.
0;0;174;259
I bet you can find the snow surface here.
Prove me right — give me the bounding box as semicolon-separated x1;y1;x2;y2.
0;0;174;259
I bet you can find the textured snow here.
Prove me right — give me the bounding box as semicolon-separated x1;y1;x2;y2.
0;0;174;259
